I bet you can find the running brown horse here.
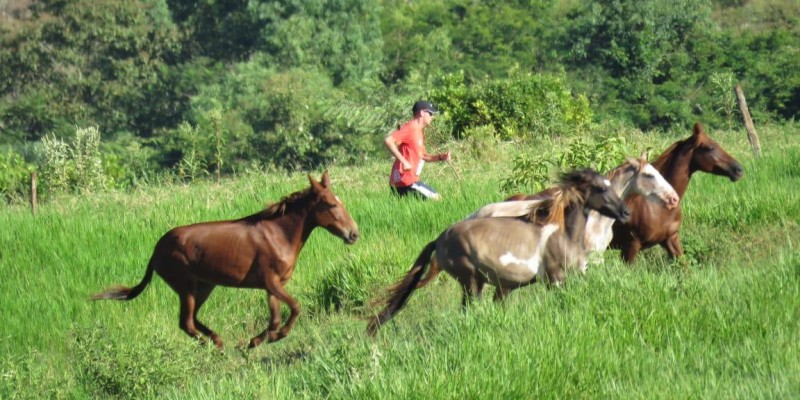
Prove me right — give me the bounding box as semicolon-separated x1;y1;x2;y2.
92;171;359;349
610;122;744;262
366;169;630;335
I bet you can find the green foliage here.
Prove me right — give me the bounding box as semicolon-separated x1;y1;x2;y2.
0;0;184;142
709;71;738;128
37;135;71;193
36;127;108;194
0;149;33;204
253;0;385;85
500;132;629;194
69;322;218;399
500;152;556;194
314;258;383;312
1;351;70;399
2;0;800;183
431;70;593;141
380;0;552;84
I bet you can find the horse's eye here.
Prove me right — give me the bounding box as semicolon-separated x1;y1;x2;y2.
643;173;654;179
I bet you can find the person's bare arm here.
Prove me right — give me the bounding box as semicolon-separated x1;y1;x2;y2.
421;150;451;162
384;135;411;170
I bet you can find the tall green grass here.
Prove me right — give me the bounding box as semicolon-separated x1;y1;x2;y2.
1;127;798;399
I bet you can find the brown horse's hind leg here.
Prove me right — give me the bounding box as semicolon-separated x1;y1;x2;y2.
178;290;204;343
193;282;222;349
267;294;282;332
248;276;300;348
160;267;207;346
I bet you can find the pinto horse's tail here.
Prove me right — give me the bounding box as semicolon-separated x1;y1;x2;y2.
91;259;156;301
366;240;437;336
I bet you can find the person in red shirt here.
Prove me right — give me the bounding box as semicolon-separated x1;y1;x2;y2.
384;100;451;200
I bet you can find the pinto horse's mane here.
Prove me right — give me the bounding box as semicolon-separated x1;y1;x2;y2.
524;171;590;229
238;187;315;224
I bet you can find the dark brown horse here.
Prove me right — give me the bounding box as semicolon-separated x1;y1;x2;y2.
366;169;630;335
92;171;359;349
610;122;744;262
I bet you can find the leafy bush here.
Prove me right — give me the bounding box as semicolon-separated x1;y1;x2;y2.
0;149;33;204
1;351;70;399
69;322;219;399
431;70;593;141
500;132;630;194
313;257;387;313
36;126;108;195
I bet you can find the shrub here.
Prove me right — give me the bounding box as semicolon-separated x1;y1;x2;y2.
500;132;630;194
430;70;593;141
35;127;107;194
68;322;219;399
0;149;33;204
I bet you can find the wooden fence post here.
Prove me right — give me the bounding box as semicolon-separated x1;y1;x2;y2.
734;85;762;158
30;172;38;215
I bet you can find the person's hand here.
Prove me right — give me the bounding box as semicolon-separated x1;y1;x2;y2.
441;151;451;162
402;160;412;170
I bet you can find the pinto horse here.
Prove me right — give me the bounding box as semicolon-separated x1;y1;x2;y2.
610;122;744;262
471;153;680;270
92;171;359;349
366;169;630;335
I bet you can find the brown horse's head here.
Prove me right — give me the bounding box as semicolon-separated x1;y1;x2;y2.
688;123;745;182
308;171;360;244
566;169;631;223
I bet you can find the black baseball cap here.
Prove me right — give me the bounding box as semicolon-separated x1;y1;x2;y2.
412;100;439;115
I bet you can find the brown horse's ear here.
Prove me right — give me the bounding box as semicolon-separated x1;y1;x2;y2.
693;122;704;138
320;170;331;188
639;150;649;161
626;157;640;169
308;173;324;192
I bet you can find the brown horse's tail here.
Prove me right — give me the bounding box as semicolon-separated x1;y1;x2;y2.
366;240;437;336
91;259;156;301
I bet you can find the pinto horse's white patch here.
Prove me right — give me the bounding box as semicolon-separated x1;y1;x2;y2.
498;224;559;275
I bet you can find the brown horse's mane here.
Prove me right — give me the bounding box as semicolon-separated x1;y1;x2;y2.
524;176;586;229
652;134;698;173
238;187;315;224
652;141;680;168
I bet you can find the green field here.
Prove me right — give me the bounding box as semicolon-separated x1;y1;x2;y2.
2;126;799;399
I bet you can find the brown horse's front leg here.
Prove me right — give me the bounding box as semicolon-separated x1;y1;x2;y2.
622;239;642;263
248;276;301;348
663;233;684;259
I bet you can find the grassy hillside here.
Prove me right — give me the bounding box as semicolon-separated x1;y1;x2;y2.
1;124;799;399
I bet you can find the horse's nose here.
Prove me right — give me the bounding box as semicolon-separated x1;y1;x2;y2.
730;163;745;181
666;193;680;209
619;207;631;222
346;230;360;244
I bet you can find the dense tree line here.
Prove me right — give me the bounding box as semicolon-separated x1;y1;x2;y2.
1;0;798;192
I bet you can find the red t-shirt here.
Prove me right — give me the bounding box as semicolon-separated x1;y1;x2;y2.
388;121;426;187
